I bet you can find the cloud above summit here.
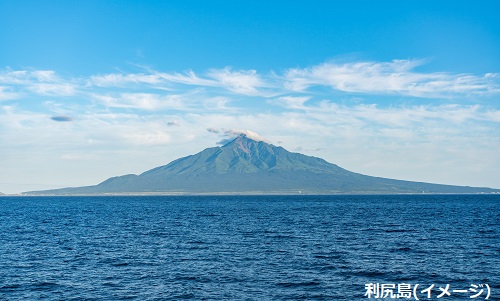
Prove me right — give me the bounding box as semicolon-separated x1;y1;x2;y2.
210;128;269;145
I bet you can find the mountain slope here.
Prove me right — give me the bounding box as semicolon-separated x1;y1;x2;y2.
25;135;499;195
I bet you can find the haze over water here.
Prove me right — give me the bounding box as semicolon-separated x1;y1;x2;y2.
1;195;498;300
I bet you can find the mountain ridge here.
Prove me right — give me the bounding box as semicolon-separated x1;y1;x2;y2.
24;134;499;195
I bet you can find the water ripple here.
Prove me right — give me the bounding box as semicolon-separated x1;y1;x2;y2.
0;194;498;300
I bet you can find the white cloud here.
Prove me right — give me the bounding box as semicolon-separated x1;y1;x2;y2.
0;68;76;97
484;110;500;122
157;70;218;87
93;93;188;111
2;61;500;107
207;67;266;95
89;70;218;90
92;91;235;112
284;60;500;97
30;70;58;82
224;129;269;142
122;130;172;145
268;96;311;109
61;153;97;161
0;69;60;84
28;83;76;96
89;68;275;96
90;73;163;87
303;102;497;127
0;86;20;101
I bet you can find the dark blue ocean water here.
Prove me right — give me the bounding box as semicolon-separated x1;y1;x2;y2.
0;195;498;300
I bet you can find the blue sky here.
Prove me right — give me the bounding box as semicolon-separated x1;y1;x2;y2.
1;0;499;193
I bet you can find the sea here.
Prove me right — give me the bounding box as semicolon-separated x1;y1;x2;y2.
0;195;498;300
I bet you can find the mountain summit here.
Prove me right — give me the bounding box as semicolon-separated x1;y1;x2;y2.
142;134;349;176
26;134;498;195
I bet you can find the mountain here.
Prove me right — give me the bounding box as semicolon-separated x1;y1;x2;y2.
25;134;499;195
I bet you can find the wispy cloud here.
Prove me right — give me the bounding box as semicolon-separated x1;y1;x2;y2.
285;101;498;127
90;68;274;96
268;96;311;109
91;91;234;112
93;93;188;111
207;67;268;96
88;60;500;99
89;73;163;87
156;70;218;87
0;86;20;101
284;60;500;97
0;69;59;84
4;60;498;107
29;83;76;96
0;68;77;97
